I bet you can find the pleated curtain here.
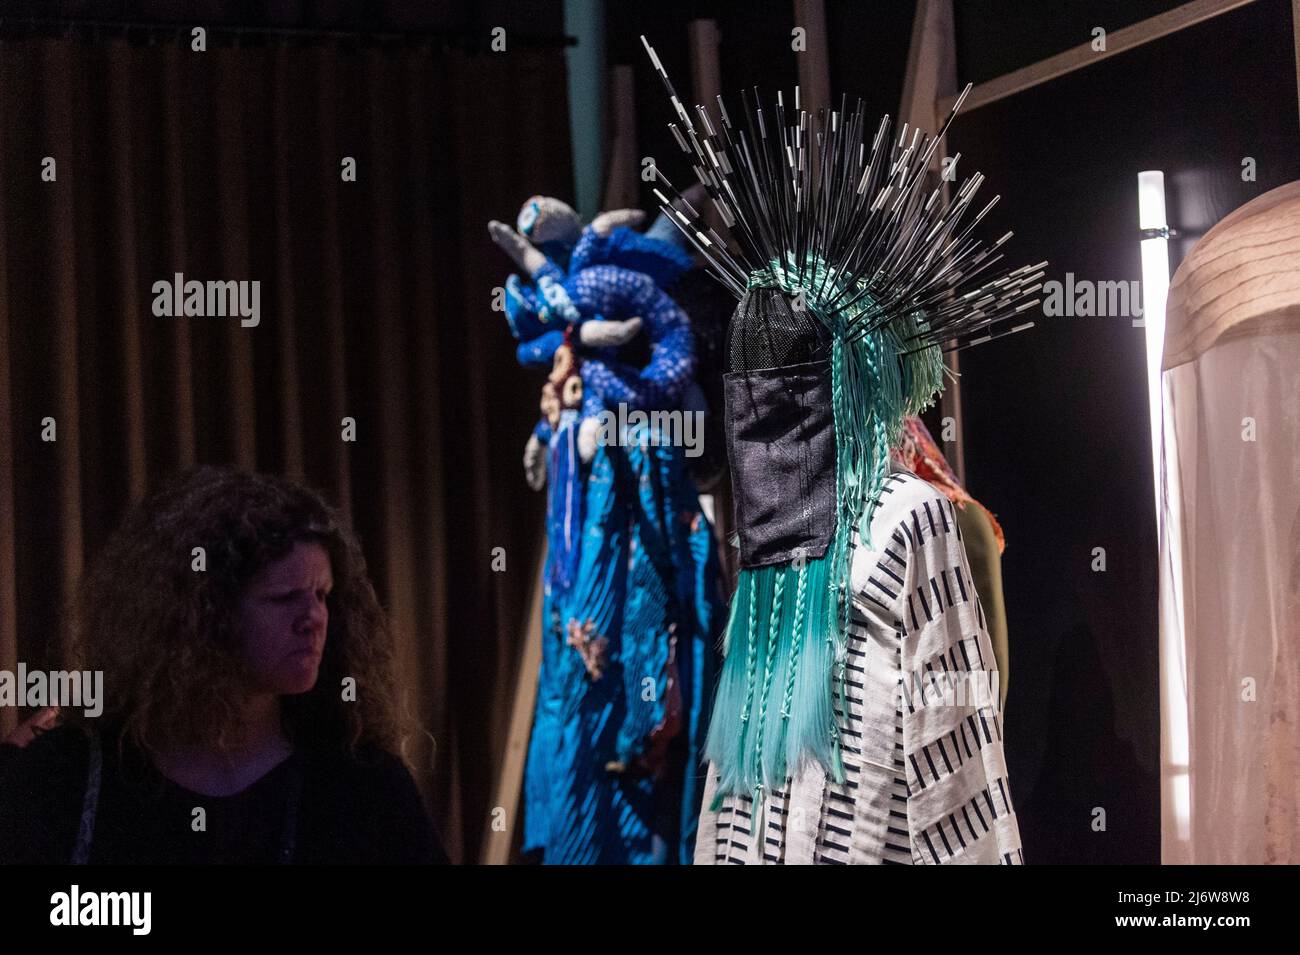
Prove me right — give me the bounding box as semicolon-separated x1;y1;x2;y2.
0;30;567;863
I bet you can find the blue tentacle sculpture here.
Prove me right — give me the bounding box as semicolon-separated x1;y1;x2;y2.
489;196;722;864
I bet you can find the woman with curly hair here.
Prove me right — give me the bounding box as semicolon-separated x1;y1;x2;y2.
0;465;447;864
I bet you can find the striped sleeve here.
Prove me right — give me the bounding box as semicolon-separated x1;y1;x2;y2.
894;490;1025;865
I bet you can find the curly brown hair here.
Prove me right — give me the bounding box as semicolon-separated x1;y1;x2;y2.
61;465;411;761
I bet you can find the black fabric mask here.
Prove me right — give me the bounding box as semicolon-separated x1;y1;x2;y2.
724;359;837;569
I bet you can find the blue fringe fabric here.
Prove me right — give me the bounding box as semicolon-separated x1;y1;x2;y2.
507;219;723;865
524;435;722;864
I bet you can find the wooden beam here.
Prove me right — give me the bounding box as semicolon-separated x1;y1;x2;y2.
602;63;638;211
939;0;1261;115
900;0;956;149
793;0;831;117
687;19;723;232
480;530;547;864
901;0;967;484
687;19;721;107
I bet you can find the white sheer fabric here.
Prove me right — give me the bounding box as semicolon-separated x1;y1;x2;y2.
1160;181;1300;864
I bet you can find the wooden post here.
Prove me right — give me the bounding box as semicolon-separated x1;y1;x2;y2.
687;19;723;234
899;0;965;483
602;64;639;211
793;0;831;118
480;531;547;864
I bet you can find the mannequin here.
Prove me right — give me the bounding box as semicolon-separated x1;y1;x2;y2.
640;37;1037;864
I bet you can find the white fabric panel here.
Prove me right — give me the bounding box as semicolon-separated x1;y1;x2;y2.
1160;330;1300;863
695;465;1023;864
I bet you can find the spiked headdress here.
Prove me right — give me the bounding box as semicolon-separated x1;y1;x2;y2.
639;36;1045;801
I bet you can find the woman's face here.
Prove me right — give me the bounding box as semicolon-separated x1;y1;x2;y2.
237;540;333;696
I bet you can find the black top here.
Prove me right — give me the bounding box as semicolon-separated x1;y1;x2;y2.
0;724;449;865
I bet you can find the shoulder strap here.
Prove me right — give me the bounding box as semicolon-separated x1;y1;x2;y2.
71;726;102;865
278;754;304;864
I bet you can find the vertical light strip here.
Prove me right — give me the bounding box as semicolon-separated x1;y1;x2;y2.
1140;170;1192;850
1138;171;1170;523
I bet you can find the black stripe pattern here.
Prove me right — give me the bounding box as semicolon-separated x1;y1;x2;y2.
695;468;1024;865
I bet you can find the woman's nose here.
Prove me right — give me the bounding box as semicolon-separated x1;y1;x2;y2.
300;594;328;630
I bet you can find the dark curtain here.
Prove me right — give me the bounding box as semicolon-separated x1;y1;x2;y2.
0;31;568;863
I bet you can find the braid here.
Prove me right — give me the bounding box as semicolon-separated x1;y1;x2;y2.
781;562;808;721
739;577;759;728
753;570;786;785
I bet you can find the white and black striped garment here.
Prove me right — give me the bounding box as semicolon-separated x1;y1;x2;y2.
695;464;1025;865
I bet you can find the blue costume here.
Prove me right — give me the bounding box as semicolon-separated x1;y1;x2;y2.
495;213;722;864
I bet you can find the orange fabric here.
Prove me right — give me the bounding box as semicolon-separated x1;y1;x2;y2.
890;417;1006;554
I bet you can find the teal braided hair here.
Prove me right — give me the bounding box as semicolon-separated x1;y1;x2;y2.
703;252;945;797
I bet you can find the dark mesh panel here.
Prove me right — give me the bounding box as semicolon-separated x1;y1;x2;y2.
728;286;829;373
